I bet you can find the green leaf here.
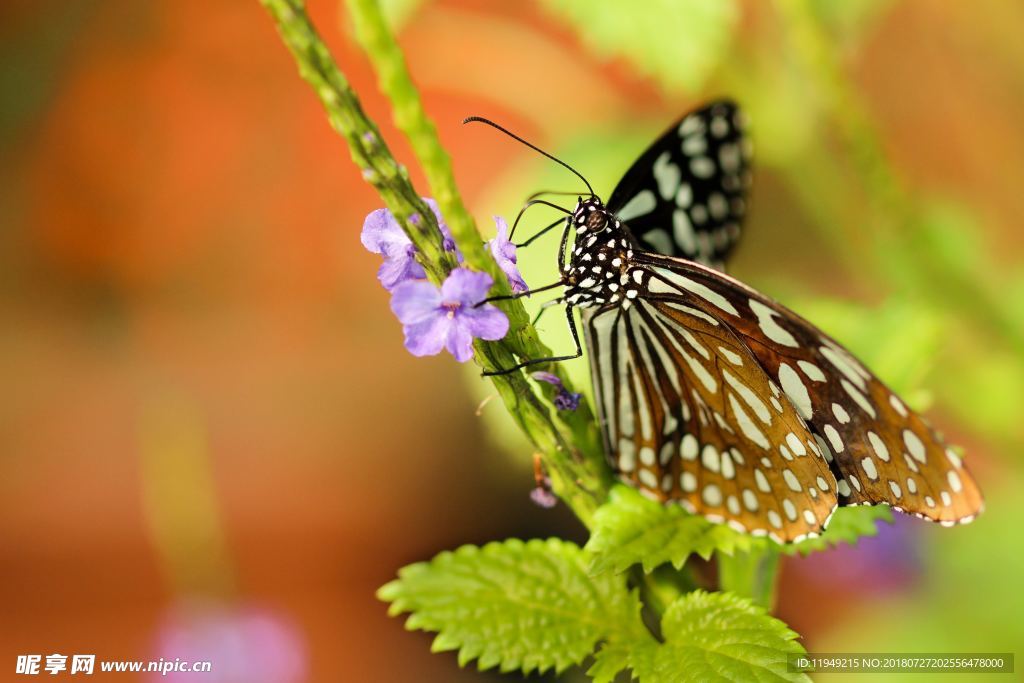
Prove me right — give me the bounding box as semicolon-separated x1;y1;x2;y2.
629;591;810;683
538;0;740;95
588;641;633;683
587;486;753;574
378;537;649;675
781;504;893;556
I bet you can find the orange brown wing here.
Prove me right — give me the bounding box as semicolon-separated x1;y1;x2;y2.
584;296;839;544
634;252;983;526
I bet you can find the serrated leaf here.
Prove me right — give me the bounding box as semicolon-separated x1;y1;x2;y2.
588;641;633;683
378;537;650;675
538;0;739;95
587;486;753;574
629;591;810;683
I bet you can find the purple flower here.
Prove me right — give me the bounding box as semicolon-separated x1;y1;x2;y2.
487;216;528;294
530;485;558;508
361;199;461;291
531;371;581;411
150;600;306;682
390;268;509;362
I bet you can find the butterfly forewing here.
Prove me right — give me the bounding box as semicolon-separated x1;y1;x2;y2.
633;252;984;526
607;100;751;269
584;294;839;543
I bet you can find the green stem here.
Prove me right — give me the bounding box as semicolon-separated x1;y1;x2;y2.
258;0;610;526
717;546;782;610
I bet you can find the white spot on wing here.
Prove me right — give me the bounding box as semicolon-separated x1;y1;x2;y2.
675;183;692;208
690;156;715;178
821;344;868;390
723;370;771;424
702;484;722;506
643;228;674;254
653;268;739;316
619;440;636;472
797;361;826;382
653;151;681;201
719;346;743;366
778;363;813;419
889;394;908;417
867;431;890;461
681;434;698;460
749;299;799;347
861;456;878;480
823;424;844;452
841;379;876;418
617;189;657;221
728;394;770;450
903;430;926;463
678;114;703;137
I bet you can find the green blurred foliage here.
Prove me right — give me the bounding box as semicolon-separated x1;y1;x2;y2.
538;0;739;95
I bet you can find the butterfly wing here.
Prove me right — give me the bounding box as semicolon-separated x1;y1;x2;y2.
633;252;984;526
583;298;839;544
606;100;751;269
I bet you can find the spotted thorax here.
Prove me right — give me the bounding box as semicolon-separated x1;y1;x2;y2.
563;197;643;310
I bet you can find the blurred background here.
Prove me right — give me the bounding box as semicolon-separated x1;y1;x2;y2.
1;0;1022;681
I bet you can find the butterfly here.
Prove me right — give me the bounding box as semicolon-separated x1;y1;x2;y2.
467;102;983;543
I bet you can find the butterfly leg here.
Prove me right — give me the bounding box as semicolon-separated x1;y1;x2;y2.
532;298;565;326
476;279;564;307
509;200;569;242
515;217;564;249
482;305;582;376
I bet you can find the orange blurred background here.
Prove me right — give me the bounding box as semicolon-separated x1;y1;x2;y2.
2;1;1022;681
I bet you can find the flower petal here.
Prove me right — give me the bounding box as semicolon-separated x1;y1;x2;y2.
444;317;477;362
403;315;448;357
530;486;558;508
487;216;528;293
377;249;426;290
461;304;509;341
390;279;441;325
440;268;493;306
420;198;462;259
530;371;563;388
361;208;406;254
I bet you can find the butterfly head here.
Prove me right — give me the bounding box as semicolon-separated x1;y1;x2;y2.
570;196;617;235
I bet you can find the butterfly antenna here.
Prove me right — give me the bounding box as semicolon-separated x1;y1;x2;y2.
463;116;596;199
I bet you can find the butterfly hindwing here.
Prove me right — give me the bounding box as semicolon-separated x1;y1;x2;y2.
584;294;839;543
633;252;984;526
607;100;751;269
